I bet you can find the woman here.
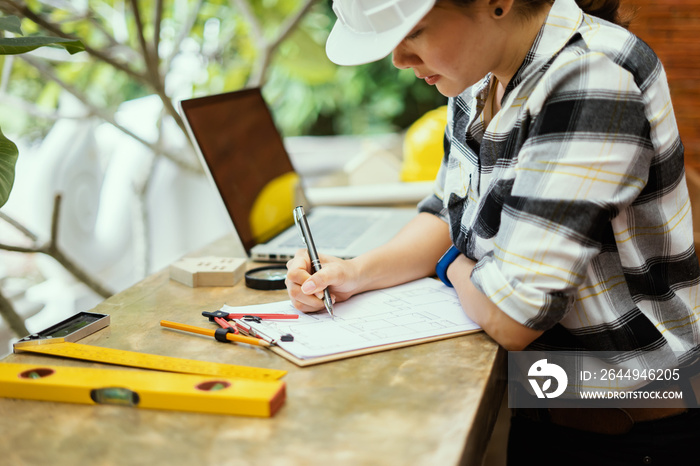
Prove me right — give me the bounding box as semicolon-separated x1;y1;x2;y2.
286;0;700;462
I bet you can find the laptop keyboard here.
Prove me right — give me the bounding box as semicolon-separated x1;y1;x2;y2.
279;214;377;250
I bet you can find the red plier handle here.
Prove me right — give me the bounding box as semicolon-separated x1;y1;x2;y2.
202;310;298;322
213;316;239;334
227;313;298;320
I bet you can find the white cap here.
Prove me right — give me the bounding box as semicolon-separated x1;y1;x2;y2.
326;0;436;66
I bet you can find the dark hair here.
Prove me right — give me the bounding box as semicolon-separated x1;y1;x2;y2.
449;0;632;28
572;0;632;27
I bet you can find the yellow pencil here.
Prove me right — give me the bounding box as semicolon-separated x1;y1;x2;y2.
160;320;271;347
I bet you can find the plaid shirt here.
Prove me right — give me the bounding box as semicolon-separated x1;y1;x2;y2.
419;0;700;368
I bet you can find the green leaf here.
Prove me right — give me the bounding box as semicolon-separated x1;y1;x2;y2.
0;16;23;36
0;36;85;55
0;125;19;208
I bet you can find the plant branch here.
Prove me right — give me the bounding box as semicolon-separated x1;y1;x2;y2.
0;52;12;94
271;0;317;51
232;0;264;45
19;54;201;173
0;93;73;121
154;0;163;60
0;289;28;337
0;0;188;138
126;0;189;138
128;0;158;84
86;14;122;50
163;0;204;71
0;195;114;299
0;210;38;242
0;243;37;254
0;0;147;83
84;13;142;64
241;0;318;87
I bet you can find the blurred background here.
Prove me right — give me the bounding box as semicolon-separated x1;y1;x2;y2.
0;0;448;356
0;0;698;359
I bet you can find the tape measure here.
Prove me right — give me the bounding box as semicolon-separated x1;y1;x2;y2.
15;311;111;344
14;341;286;381
0;362;285;417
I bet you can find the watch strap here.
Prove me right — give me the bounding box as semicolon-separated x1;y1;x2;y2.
436;245;460;288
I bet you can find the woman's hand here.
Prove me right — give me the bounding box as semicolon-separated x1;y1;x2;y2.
285;250;362;313
285;212;453;313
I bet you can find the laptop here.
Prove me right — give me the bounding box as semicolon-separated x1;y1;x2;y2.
179;88;417;262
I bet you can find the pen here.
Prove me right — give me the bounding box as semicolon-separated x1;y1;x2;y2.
160;320;272;347
293;205;334;318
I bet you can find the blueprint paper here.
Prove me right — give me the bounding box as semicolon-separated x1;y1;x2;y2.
223;278;480;360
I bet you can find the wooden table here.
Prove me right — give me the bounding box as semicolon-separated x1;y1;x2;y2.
0;236;506;466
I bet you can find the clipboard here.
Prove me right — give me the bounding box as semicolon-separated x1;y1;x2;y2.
229;278;482;367
265;329;480;367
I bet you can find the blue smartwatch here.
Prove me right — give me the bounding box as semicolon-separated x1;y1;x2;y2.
436;245;461;287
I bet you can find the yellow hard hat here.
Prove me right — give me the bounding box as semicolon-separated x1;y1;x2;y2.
249;172;299;244
401;105;447;182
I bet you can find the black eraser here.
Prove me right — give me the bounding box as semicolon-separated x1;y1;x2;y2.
281;334;294;342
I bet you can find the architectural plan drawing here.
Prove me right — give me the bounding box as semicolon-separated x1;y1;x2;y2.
223;278;480;360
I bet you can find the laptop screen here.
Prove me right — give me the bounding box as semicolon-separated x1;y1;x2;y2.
179;88;297;254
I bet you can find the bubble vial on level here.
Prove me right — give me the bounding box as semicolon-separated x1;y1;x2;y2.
90;387;140;407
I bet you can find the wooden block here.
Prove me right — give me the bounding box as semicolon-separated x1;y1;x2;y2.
169;257;247;287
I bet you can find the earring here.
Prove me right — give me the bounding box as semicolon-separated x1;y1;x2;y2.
495;7;503;16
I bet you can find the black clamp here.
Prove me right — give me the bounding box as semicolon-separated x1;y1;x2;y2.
242;315;262;323
202;310;229;322
214;327;235;343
